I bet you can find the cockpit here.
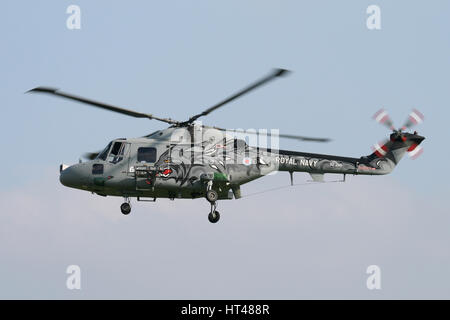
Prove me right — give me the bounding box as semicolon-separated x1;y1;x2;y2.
96;140;129;164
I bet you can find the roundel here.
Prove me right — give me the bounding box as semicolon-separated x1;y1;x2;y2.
242;157;252;166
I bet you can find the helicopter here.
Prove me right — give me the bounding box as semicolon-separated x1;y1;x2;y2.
27;69;425;223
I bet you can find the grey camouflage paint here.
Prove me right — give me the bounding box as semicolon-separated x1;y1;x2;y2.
59;128;425;200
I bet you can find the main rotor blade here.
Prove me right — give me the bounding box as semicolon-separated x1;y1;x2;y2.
211;126;331;142
186;68;290;124
82;151;100;160
271;133;331;142
27;87;180;125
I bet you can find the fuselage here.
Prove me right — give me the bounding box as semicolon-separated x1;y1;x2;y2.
60;127;425;200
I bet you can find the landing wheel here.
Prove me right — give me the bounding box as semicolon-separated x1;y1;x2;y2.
206;189;218;203
208;211;220;223
120;202;131;215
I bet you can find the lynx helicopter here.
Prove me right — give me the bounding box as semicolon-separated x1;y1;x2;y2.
28;68;425;223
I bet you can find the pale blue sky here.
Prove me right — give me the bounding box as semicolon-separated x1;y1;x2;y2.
1;1;449;299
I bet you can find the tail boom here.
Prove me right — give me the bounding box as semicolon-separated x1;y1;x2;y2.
267;132;425;176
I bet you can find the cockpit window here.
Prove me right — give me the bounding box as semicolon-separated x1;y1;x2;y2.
108;142;128;164
111;142;122;155
97;142;112;161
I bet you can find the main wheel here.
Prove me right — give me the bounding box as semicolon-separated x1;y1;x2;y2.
120;202;131;215
208;211;220;223
206;189;218;203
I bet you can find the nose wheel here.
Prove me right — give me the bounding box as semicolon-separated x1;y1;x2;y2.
120;198;131;215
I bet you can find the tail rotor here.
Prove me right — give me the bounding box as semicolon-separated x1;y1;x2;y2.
372;108;425;160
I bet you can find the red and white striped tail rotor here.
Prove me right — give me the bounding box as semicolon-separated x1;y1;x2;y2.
372;108;395;130
371;108;425;160
407;143;424;160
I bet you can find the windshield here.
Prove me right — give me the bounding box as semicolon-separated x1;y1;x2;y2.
96;141;129;163
96;142;112;161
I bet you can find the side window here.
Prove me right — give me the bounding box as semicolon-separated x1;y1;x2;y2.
138;147;157;163
92;164;104;175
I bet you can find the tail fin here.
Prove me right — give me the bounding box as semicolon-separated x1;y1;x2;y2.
359;132;425;175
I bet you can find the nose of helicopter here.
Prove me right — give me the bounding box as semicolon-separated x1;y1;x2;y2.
60;163;87;188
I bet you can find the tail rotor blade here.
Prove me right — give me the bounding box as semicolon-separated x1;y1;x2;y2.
373;109;394;130
402;109;424;130
407;144;424;159
372;139;390;158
